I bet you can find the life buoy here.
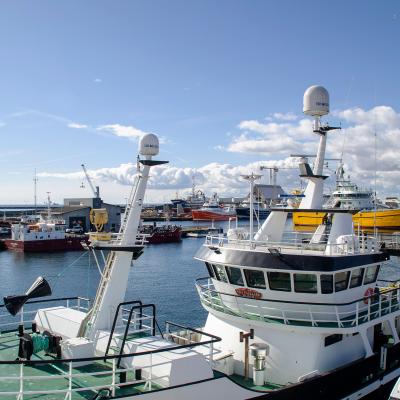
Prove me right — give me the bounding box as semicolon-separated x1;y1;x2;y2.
364;287;374;304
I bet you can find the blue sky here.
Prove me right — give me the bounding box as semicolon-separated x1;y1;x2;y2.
0;1;399;204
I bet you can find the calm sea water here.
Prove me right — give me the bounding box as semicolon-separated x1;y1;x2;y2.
1;219;400;330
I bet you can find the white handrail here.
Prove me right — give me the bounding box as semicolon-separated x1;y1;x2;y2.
205;232;379;256
197;280;400;329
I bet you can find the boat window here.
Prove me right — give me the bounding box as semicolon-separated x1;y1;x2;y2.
321;274;333;294
364;265;380;285
212;264;228;283
324;334;343;347
294;274;317;293
267;272;291;292
334;271;350;292
244;269;266;289
226;266;244;286
205;262;215;278
349;268;365;288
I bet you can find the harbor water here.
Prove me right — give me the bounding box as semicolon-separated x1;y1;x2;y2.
1;219;400;330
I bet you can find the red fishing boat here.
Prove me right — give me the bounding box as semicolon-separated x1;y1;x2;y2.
141;224;182;244
5;219;85;252
192;194;236;221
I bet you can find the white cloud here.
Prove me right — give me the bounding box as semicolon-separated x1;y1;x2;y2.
35;105;400;200
94;78;102;83
68;122;88;129
272;112;298;121
227;105;400;196
230;118;315;155
37;157;301;197
97;124;151;140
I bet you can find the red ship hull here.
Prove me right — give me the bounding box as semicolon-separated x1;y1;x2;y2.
191;210;236;221
5;237;85;252
146;227;182;244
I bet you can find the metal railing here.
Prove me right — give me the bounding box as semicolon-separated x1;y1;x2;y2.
0;299;221;399
0;297;90;331
165;321;217;365
90;232;148;247
205;231;380;256
196;278;400;329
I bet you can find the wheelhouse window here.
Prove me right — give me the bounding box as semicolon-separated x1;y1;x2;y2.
349;268;364;288
364;265;380;285
205;262;215;278
226;266;244;286
324;334;343;347
335;271;350;292
321;274;333;294
212;264;228;283
267;272;291;292
244;269;266;289
294;274;317;293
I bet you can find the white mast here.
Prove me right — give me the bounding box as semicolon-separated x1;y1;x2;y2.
46;192;51;220
254;85;336;242
33;169;38;215
83;134;167;338
298;85;330;209
242;173;262;240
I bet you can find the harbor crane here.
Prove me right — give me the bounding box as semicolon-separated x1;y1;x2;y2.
81;164;100;198
259;166;296;186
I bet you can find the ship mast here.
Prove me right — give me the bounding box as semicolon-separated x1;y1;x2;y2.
82;134;168;338
46;192;51;220
254;85;337;242
33;169;38;215
298;86;341;209
241;173;262;240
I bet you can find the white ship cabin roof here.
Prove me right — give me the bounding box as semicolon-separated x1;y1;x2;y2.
195;235;390;332
195;209;389;322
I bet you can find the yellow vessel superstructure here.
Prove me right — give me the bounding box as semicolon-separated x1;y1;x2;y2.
293;209;400;229
293;162;400;229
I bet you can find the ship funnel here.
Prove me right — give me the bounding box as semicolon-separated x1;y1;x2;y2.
3;276;52;316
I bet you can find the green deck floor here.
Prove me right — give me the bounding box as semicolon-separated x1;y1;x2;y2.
0;331;162;399
229;374;283;392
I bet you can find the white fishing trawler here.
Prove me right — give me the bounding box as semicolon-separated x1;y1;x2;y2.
0;86;399;400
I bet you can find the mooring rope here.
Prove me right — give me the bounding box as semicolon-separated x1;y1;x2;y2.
50;251;89;290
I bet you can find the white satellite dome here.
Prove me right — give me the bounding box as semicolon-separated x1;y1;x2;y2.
303;85;329;117
139;133;159;157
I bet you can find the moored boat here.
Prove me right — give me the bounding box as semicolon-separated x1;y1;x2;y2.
192;194;236;221
5;195;86;252
141;223;182;244
293;162;400;229
235;202;271;220
5;219;85;252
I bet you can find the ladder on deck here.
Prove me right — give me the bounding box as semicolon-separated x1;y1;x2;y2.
119;174;141;237
84;173;142;338
89;252;117;321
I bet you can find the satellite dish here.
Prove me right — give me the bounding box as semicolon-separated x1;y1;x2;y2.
303;85;329;117
139;134;159;157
